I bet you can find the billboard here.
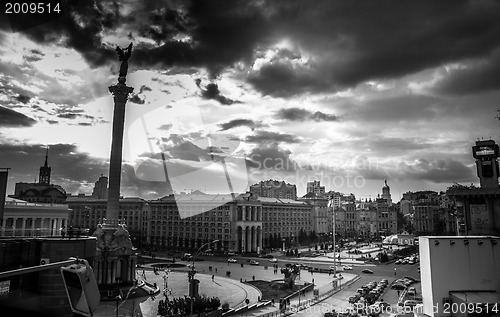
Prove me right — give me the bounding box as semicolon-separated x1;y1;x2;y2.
473;142;499;159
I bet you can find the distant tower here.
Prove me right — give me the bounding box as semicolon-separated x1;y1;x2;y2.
382;180;392;204
473;140;500;188
92;174;108;199
39;147;51;184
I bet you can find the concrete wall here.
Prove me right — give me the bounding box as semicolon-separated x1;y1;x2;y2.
419;236;500;317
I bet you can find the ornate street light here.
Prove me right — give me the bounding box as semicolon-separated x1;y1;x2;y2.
189;239;219;315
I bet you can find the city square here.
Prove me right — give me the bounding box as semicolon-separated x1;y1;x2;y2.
1;1;500;317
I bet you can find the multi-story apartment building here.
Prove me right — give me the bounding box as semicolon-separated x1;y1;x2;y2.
249;179;297;200
306;181;325;196
146;193;312;253
333;202;356;238
260;197;312;249
300;192;331;236
66;195;145;247
91;174;108;199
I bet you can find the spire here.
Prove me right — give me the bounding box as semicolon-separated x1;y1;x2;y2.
44;147;49;167
39;146;51;184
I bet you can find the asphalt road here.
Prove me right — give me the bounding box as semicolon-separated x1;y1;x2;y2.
143;250;421;317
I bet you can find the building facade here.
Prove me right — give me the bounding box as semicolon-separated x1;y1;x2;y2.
1;197;69;237
66;196;145;247
306;181;325;196
10;149;67;204
249;179;297;200
300;192;331;235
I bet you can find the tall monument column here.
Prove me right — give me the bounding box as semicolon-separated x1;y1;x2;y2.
93;43;138;291
107;43;134;220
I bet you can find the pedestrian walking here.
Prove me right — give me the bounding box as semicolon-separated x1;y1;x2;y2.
215;268;217;273
212;275;214;281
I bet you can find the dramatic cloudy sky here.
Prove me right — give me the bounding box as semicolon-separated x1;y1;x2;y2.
1;0;500;200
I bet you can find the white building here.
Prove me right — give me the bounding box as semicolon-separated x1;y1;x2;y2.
1;197;69;237
419;236;500;317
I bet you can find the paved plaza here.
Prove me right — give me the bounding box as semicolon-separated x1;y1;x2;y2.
92;257;357;317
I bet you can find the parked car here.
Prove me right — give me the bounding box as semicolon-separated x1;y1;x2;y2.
227;258;237;263
362;269;374;274
391;283;406;290
404;276;419;283
404;299;418;308
249;260;259;265
181;253;193;261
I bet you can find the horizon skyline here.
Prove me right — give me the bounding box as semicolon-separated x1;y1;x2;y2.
1;1;499;202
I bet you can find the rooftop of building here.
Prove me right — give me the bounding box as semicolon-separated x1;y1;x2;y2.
3;196;69;208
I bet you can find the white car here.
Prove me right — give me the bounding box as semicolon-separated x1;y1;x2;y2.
269;258;278;263
342;265;353;270
227;258;237;263
329;265;344;272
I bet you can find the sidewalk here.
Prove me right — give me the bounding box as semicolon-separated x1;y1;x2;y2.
245;273;358;317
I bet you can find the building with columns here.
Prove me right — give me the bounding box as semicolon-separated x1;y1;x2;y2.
0;197;69;237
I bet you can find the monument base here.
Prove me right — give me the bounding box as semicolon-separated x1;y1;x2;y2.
93;218;137;287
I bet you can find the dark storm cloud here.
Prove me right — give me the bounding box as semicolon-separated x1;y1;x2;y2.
244;130;301;144
195;80;238;105
159;133;212;162
121;164;173;199
275;107;338;122
218;119;263;131
4;1;499;97
396;158;475;183
129;95;145;104
431;49;500;95
247;143;298;171
15;95;31;104
248;0;500;96
23;49;44;62
0;106;36;127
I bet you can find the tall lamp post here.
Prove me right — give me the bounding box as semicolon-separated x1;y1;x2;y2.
115;295;122;317
332;207;336;277
189;239;219;315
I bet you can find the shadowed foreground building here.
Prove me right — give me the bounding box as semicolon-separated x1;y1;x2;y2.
447;140;500;236
0;236;97;316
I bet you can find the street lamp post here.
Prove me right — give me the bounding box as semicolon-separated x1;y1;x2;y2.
190;239;219;315
332;208;336;277
115;295;122;317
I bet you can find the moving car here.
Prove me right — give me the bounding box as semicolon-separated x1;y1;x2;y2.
269;258;278;263
249;260;259;265
227;258;237;263
362;269;374;274
342;265;353;270
330;265;344;272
